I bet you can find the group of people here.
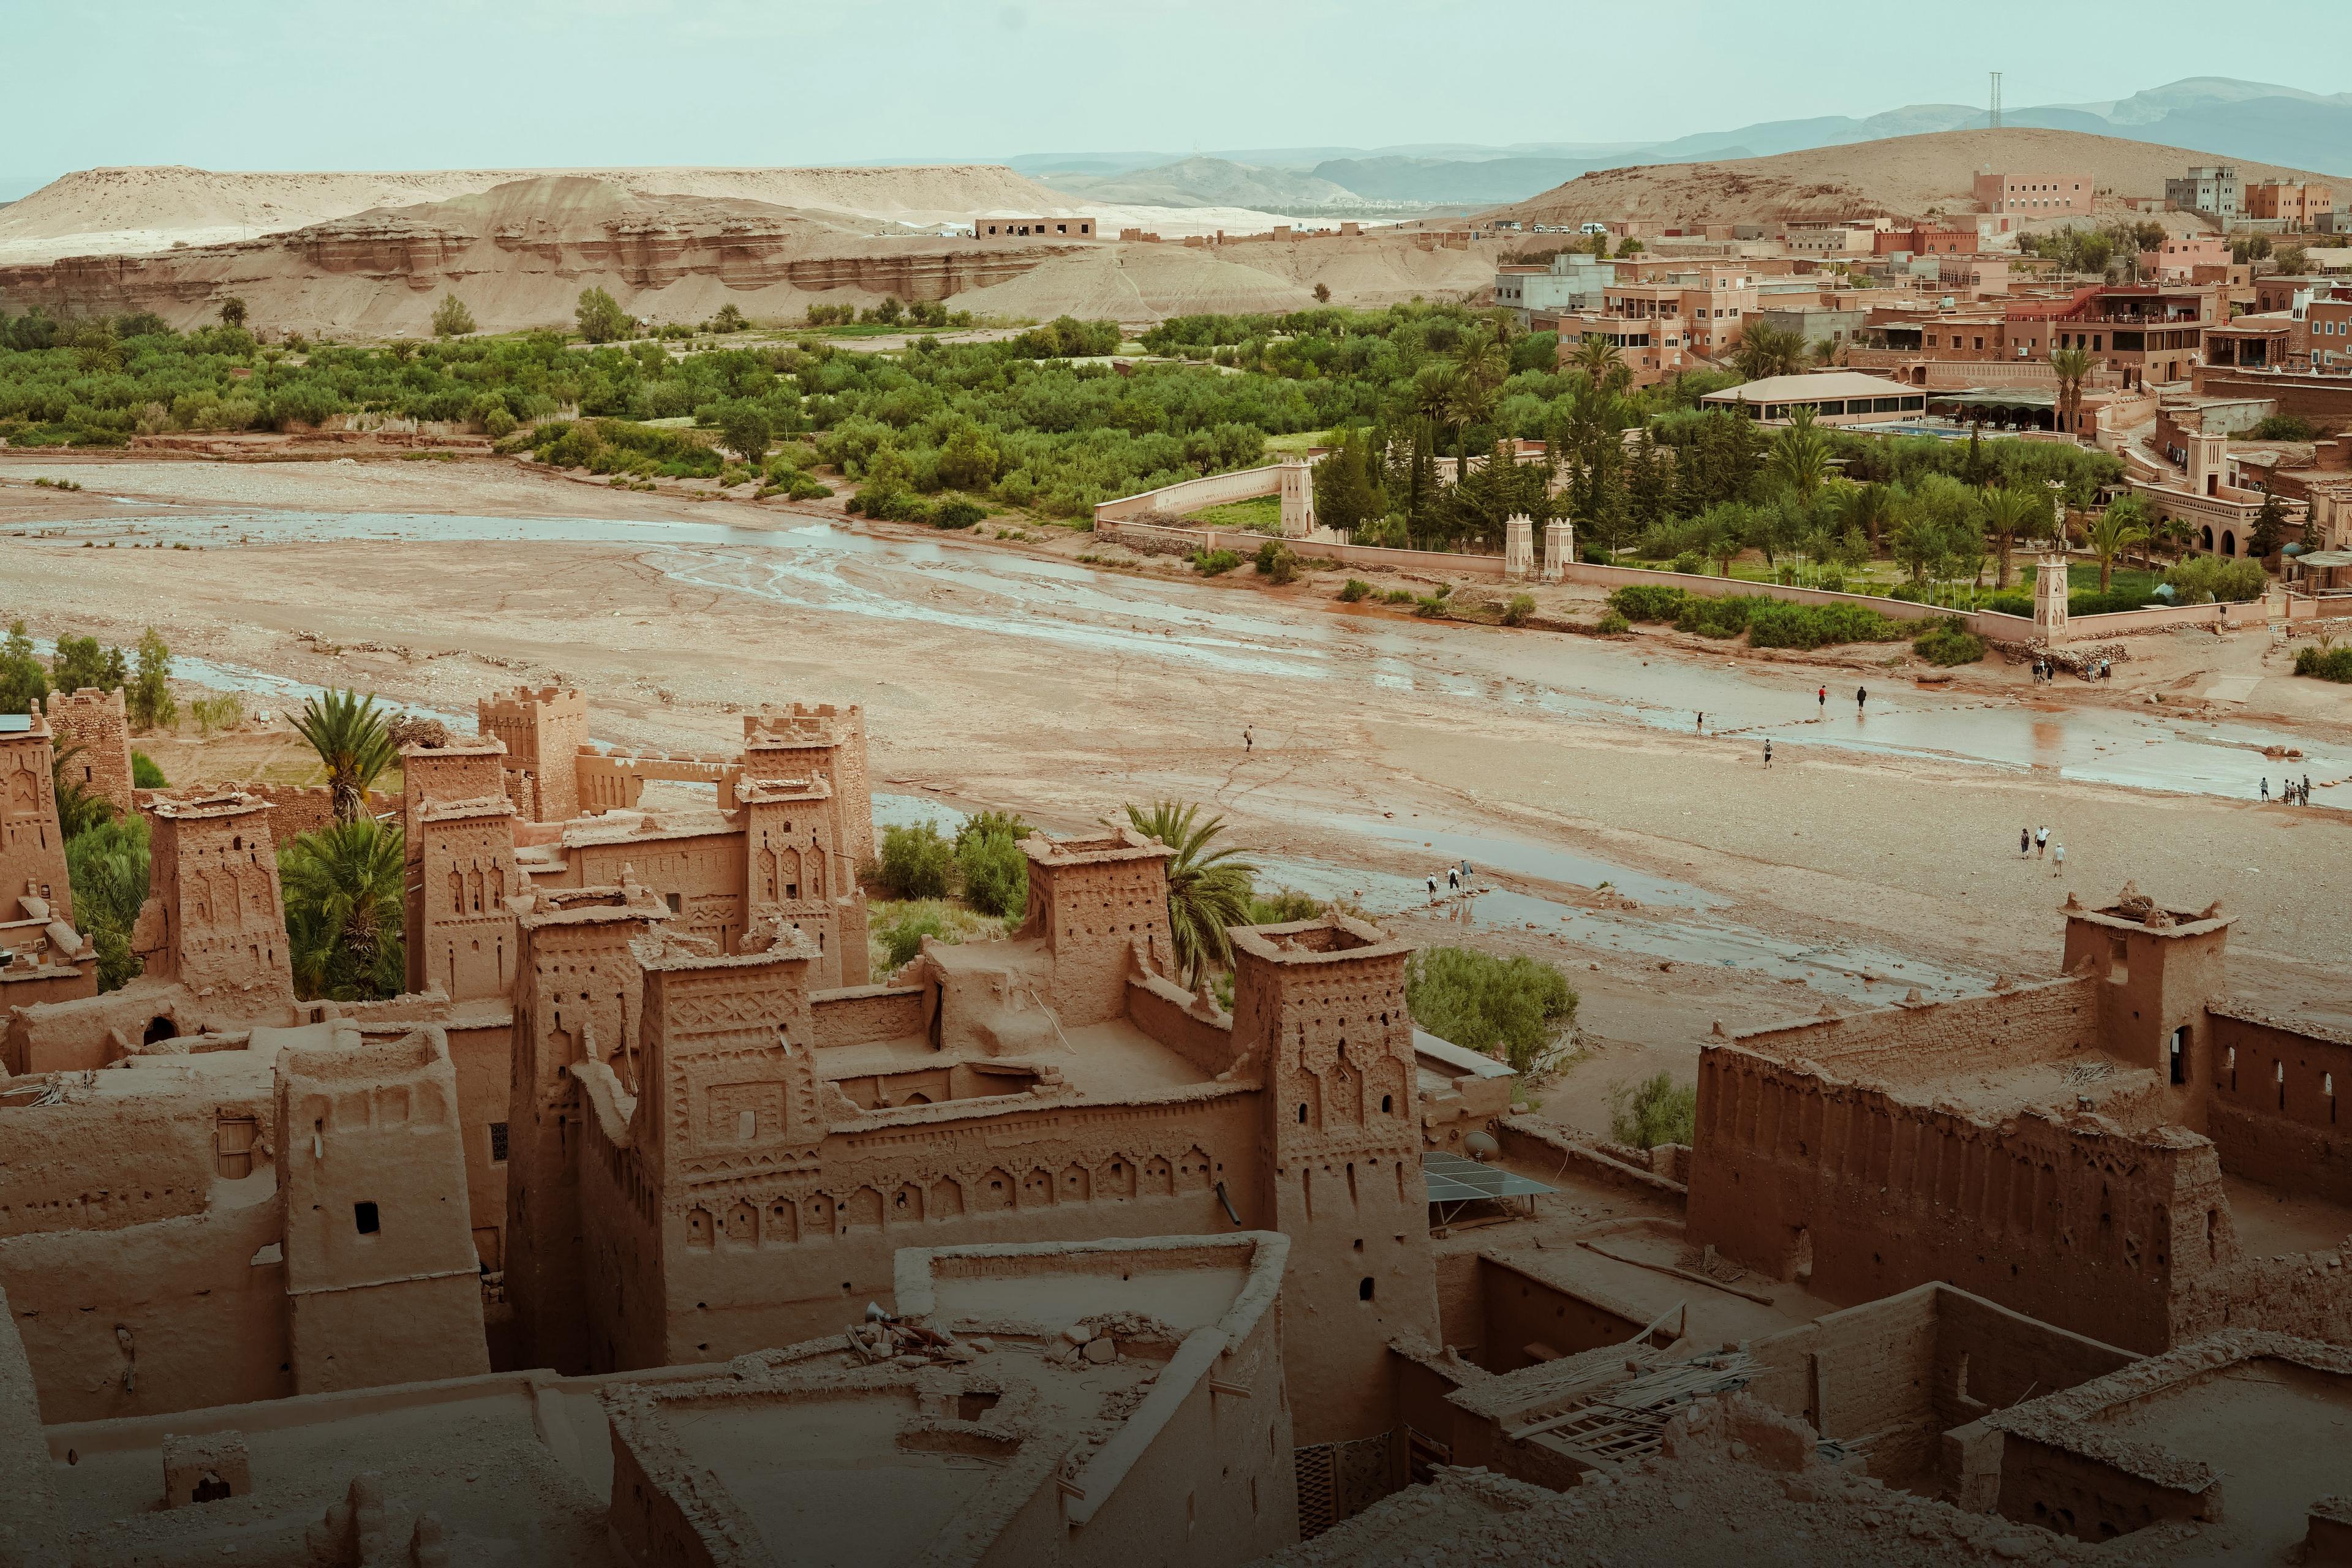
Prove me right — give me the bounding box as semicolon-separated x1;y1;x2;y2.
2021;824;2065;873
1426;862;1474;901
2031;657;2113;684
1814;684;1869;713
2261;775;2315;805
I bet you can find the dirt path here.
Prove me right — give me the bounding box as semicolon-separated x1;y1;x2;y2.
6;455;2347;1133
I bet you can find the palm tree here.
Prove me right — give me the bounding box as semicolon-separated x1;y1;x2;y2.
280;819;405;1000
1977;485;2048;590
2050;347;2093;439
1118;801;1257;986
1765;407;1833;502
2085;502;2149;592
1842;481;1897;548
292;689;396;825
1569;333;1621;385
1731;320;1807;380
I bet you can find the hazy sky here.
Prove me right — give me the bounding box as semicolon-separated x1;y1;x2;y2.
6;0;2351;194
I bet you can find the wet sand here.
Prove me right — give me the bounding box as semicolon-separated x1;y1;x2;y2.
6;456;2348;1131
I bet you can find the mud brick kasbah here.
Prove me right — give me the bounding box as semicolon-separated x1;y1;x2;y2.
0;685;2346;1567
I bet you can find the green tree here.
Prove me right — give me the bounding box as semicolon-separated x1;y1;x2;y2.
935;424;1003;491
876;821;954;899
1608;1072;1695;1148
718;403;772;463
1404;946;1577;1076
0;622;48;716
218;296;248;328
954;827;1028;918
290;688;396;825
280;820;406;1000
1568;333;1621;384
1841;481;1896;546
65;813;149;991
51;634;124;693
2084;501;2149;592
128;628;175;731
2248;492;2288;559
431;294;477;338
1118;801;1256;985
710;303;748;332
575;287;631;344
1311;282;1331;304
1312;429;1385;535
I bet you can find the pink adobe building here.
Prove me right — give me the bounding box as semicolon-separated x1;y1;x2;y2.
1974;169;2094;217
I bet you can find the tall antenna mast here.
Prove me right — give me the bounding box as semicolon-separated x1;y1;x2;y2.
1989;71;2003;130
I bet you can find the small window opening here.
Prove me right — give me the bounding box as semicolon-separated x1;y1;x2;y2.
1358;1276;1375;1302
354;1201;380;1235
489;1121;510;1163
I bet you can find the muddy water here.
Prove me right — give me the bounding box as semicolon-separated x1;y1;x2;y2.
53;507;2349;803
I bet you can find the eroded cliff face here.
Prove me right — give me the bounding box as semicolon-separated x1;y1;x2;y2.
0;178;1071;332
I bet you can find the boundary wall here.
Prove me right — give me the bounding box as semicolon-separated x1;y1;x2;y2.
1092;518;2239;641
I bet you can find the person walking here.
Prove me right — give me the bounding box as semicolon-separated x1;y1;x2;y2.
1763;739;1774;769
2260;777;2270;802
1818;684;1827;714
2020;826;2031;856
2052;842;2065;876
2304;774;2313;804
1856;685;1868;713
1695;710;1704;733
2035;826;2049;859
1447;866;1460;892
1243;726;1253;753
1426;873;1439;902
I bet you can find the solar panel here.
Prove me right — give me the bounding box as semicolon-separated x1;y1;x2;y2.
0;714;28;734
1421;1151;1556;1204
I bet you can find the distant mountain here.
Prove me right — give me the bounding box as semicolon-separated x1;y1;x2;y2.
1044;157;1360;211
1015;77;2350;211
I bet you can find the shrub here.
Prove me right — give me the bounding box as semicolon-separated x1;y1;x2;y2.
1608;1072;1696;1150
1596;609;1630;635
189;693;243;736
1382;588;1417;605
955;828;1029;917
1338;578;1371;602
1404;946;1578;1076
932;497;987;529
1744;599;1902;650
1253;540;1300;584
875;904;948;970
1190;548;1242;576
2294;645;2352;682
66;813;149;992
1670;551;1704;575
1501;593;1536;627
1246;888;1325;924
875;821;955;899
1913;616;1986;666
131;751;167;788
1412;592;1452;617
2162;556;2268;605
575;287;632;344
1608;584;1689;623
2250;413;2318;442
1675;595;1754;638
430;295;476;338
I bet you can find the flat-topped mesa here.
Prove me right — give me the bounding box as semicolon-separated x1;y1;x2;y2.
136;791;293;1009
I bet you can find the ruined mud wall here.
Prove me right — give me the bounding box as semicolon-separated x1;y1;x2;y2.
1124;972;1246;1079
0;1287;67;1561
1994;1431;2217;1542
650;1088;1268;1366
1687;1045;2232;1353
807;984;927;1049
1467;1254;1649;1374
1738;978;2102;1085
2177;1243;2352;1344
44;688;133;819
2203;1008;2352;1204
230;784;386;848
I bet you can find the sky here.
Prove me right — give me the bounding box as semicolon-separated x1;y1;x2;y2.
5;0;2352;197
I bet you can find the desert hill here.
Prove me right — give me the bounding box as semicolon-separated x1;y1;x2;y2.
0;163;1094;266
0;175;1493;333
1488;127;2346;228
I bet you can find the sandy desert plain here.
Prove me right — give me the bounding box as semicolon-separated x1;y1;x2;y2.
4;447;2346;1133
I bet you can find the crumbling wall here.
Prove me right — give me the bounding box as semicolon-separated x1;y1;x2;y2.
0;1287;66;1567
1746;1284;1940;1480
2177;1243;2352;1344
45;687;132;818
807;984;926;1048
1469;1254;1649;1373
657;1090;1267;1366
1688;1044;2231;1353
234;783;386;847
1124;971;1244;1078
2204;1008;2352;1204
1740;977;2101;1086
